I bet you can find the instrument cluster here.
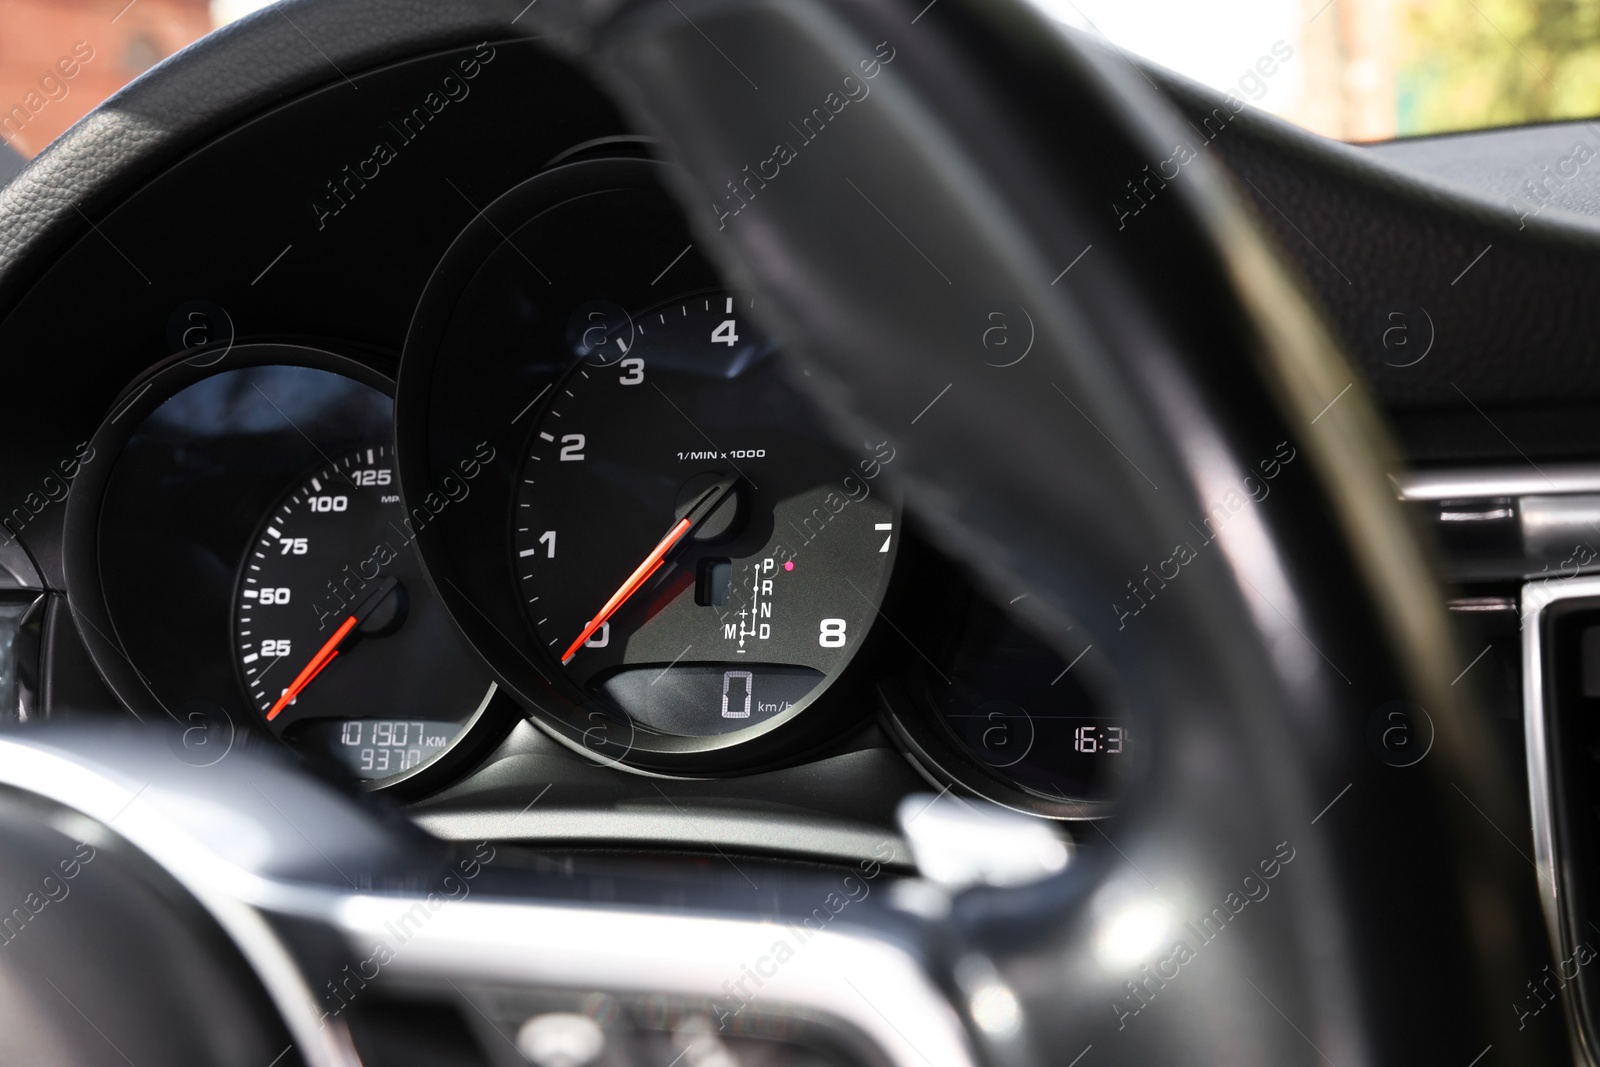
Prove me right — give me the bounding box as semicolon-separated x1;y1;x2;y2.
61;156;1134;815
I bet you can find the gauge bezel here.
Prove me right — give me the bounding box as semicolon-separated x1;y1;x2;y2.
396;158;902;775
873;546;1134;820
880;680;1119;821
61;342;512;798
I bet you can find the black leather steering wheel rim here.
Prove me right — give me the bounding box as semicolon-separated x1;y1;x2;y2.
559;1;1558;1060
0;1;1563;1064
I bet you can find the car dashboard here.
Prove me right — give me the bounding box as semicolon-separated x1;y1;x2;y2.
0;36;1134;870
4;11;1600;1067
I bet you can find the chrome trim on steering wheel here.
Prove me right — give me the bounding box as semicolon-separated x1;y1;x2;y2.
0;733;980;1067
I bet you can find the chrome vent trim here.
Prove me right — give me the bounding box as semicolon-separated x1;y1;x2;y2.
1521;576;1600;1067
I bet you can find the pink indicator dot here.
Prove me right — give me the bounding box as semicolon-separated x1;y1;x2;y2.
784;561;794;571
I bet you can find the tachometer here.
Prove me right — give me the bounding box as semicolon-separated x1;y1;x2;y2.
396;160;905;770
513;294;900;741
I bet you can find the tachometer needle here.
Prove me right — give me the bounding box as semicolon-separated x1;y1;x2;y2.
561;474;740;665
561;517;692;664
266;575;399;721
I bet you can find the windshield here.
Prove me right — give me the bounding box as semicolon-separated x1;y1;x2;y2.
1032;0;1600;141
0;0;1591;175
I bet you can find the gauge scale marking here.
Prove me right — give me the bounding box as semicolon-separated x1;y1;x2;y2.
513;295;899;739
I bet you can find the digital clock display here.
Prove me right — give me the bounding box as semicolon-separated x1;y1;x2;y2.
926;597;1130;805
1073;725;1124;754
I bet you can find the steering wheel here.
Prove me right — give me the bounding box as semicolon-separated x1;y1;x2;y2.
0;1;1562;1064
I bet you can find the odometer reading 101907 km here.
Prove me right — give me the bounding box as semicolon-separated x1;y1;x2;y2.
512;293;900;741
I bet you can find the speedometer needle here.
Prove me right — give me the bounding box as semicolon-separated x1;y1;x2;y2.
561;475;739;664
266;575;399;721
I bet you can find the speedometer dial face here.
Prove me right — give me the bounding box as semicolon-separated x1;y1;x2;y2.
513;294;899;742
234;444;496;784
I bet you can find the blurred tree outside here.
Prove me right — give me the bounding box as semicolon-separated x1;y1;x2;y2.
1400;0;1600;135
5;0;1600;162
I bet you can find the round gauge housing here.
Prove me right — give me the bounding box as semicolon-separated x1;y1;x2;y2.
62;344;507;794
881;570;1136;819
397;159;904;772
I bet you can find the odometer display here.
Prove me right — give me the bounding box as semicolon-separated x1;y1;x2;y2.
291;718;463;780
513;294;899;741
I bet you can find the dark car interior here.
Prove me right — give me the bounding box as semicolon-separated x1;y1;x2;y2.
1;1;1598;1065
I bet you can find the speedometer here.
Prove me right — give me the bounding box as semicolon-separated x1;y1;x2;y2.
234;443;495;784
512;293;900;741
65;350;508;795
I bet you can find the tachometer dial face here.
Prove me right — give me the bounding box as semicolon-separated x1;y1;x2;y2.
513;294;899;742
234;444;495;783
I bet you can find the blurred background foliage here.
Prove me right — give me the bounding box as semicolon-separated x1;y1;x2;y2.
3;0;1600;163
1049;0;1600;141
1401;0;1600;135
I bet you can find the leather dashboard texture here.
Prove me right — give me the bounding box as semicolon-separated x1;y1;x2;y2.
0;0;507;314
1369;119;1600;222
1158;72;1600;461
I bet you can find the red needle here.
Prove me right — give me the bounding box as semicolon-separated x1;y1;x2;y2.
266;615;358;721
561;517;693;664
